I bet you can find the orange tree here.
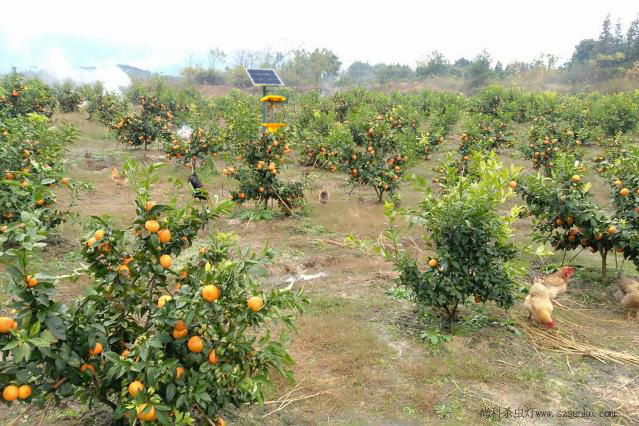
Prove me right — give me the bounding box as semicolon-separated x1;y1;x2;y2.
516;152;628;282
381;151;521;330
0;113;79;236
0;161;305;424
54;82;83;113
84;83;128;127
164;126;220;168
599;146;639;269
225;132;304;213
113;113;172;150
342;106;411;203
521;116;583;176
458;113;512;160
0;70;56;118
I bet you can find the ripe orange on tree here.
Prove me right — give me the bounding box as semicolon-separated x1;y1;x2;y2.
248;296;264;312
144;220;160;233
137;404;157;422
89;342;103;356
128;381;144;397
17;385;31;400
0;317;14;333
187;336;204;353
158;229;171;243
3;385;18;401
159;254;172;269
202;285;220;302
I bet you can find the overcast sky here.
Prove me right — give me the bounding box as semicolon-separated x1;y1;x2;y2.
1;0;638;75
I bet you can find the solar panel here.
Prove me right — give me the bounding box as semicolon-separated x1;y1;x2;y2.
245;69;284;86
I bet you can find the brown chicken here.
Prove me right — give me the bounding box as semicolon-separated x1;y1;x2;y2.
616;276;639;319
111;167;128;189
524;281;556;328
537;266;574;299
319;188;329;205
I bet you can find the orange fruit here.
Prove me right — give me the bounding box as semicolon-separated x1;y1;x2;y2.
595;232;603;241
145;220;160;233
208;350;218;365
157;295;172;308
118;264;130;275
174;320;186;331
18;385;31;400
217;417;226;426
607;225;617;235
87;237;97;248
159;254;172;269
555;218;564;226
615;179;622;187
248;296;264;312
128;381;144;397
620;188;630;197
5;171;14;180
25;275;37;288
94;229;105;240
463;155;470;161
202;285;220;302
123;256;134;265
137;404;157;422
187;336;204;353
175;366;185;379
0;317;14;333
60;177;69;185
80;364;95;375
121;349;130;357
508;181;517;189
144;201;155;212
158;229;171;243
3;385;18;401
89;342;103;356
173;328;188;339
571;175;581;183
36;199;45;206
428;259;438;268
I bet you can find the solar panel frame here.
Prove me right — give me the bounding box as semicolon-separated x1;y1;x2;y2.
245;69;284;86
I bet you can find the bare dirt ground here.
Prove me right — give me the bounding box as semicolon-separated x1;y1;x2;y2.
1;112;638;425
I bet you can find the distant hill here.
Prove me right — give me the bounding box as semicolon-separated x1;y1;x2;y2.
74;64;155;79
115;64;155;79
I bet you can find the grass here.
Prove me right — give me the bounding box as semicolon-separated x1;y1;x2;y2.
1;111;638;424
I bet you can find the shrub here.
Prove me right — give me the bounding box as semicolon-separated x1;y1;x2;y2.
0;114;78;237
0;71;56;118
382;151;521;330
0;162;305;424
225;132;304;214
54;82;83;113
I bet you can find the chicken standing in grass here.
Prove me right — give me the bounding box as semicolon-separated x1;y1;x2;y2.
537;266;574;299
524;281;556;328
187;164;208;201
111;167;128;189
615;276;639;319
319;188;329;205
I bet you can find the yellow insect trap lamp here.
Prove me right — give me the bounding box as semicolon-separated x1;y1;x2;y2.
245;68;287;134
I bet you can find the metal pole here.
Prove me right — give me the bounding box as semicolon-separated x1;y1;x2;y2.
261;86;267;134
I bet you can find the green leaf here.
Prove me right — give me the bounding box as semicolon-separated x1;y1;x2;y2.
166;383;176;401
45;315;67;340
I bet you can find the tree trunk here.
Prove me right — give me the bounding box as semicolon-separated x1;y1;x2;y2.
377;189;384;204
600;247;608;283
